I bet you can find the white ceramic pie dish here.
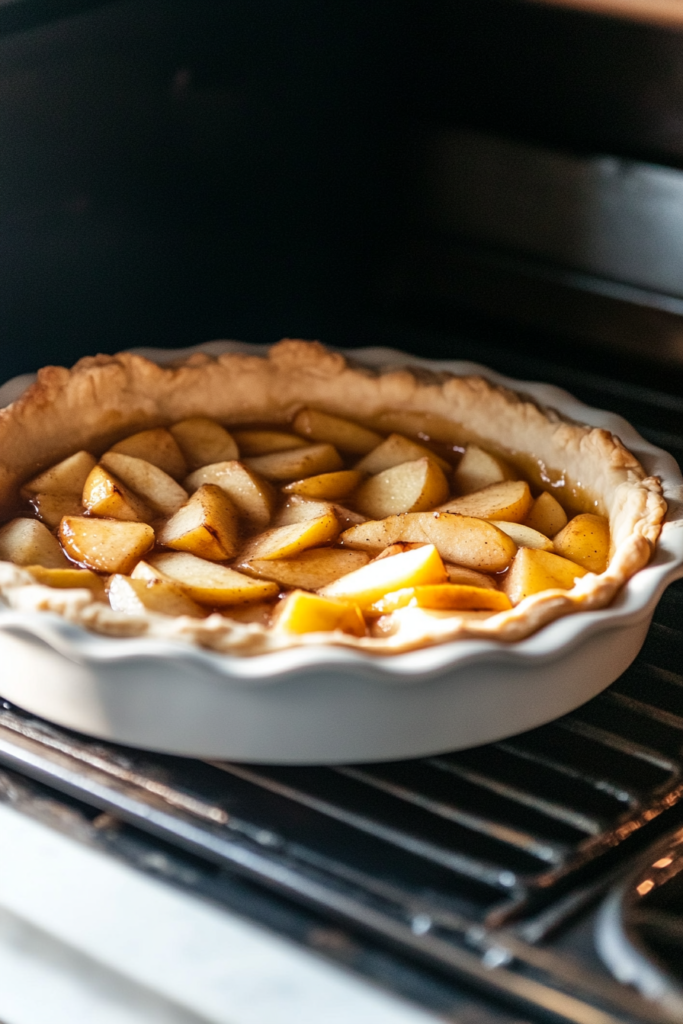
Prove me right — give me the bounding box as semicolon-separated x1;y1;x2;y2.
0;341;681;763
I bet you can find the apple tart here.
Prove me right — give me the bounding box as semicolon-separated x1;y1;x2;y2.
0;339;666;655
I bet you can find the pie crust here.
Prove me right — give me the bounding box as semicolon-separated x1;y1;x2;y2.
0;340;666;655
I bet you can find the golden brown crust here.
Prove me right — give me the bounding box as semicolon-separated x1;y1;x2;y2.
0;340;667;654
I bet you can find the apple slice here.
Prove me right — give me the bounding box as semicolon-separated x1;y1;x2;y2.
108;427;187;480
275;496;365;529
319;543;447;611
27;493;84;530
494;521;554;551
157;484;239;561
355;433;450;475
21;451;97;498
437;480;533;523
504;547;589;605
283;470;363;501
236;513;339;563
231;430;308;456
372;584;512;614
82;465;153;522
273;591;366;637
292;408;382;455
169;418;238;470
136;552;278;606
525;491;568;537
185;461;275;530
355;459;449;519
25;565;106;598
453;444;516;495
100;452;188;516
59;516;154;574
223;602;275;625
242;548;369;590
244;444;343;482
0;518;70;568
553;513;610;574
342;512;516;572
444;563;500;589
108;574;206;618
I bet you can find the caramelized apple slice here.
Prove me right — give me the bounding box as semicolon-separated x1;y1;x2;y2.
169;418;238;470
108;574;206;618
25;565;106;598
319;543;447;611
342;512;517;572
275;496;365;529
553;513;610;574
185;461;275;530
244;443;343;482
372;584;512;614
437;480;532;523
231;430;308;456
453;444;516;495
273;591;366;637
355;459;449;519
0;519;70;568
283;470;363;501
525;491;568;537
108;427;187;480
504;547;589;605
237;513;339;563
494;521;554;551
292;408;381;455
157;484;239;561
100;452;188;517
242;548;369;591
444;564;499;589
28;493;84;530
21;451;97;498
136;552;278;606
82;465;153;522
59;516;154;574
355;433;450;475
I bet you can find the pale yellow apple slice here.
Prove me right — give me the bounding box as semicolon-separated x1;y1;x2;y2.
100;452;188;517
236;513;339;563
437;480;533;523
25;565;106;598
185;461;275;529
494;521;554;551
0;518;70;568
504;547;589;605
444;563;500;589
27;493;84;530
82;465;153;523
355;433;450;475
453;444;516;495
108;574;206;618
157;484;239;561
372;584;512;614
273;590;366;636
553;513;610;574
108;427;187;480
135;552;278;606
21;451;97;498
59;516;154;574
244;443;343;482
231;430;308;456
319;543;447;611
292;408;381;455
355;458;449;519
283;470;363;501
342;512;517;572
524;491;568;537
241;548;369;590
275;496;365;529
169;418;238;470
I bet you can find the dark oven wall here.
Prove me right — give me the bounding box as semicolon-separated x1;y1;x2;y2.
0;0;416;380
